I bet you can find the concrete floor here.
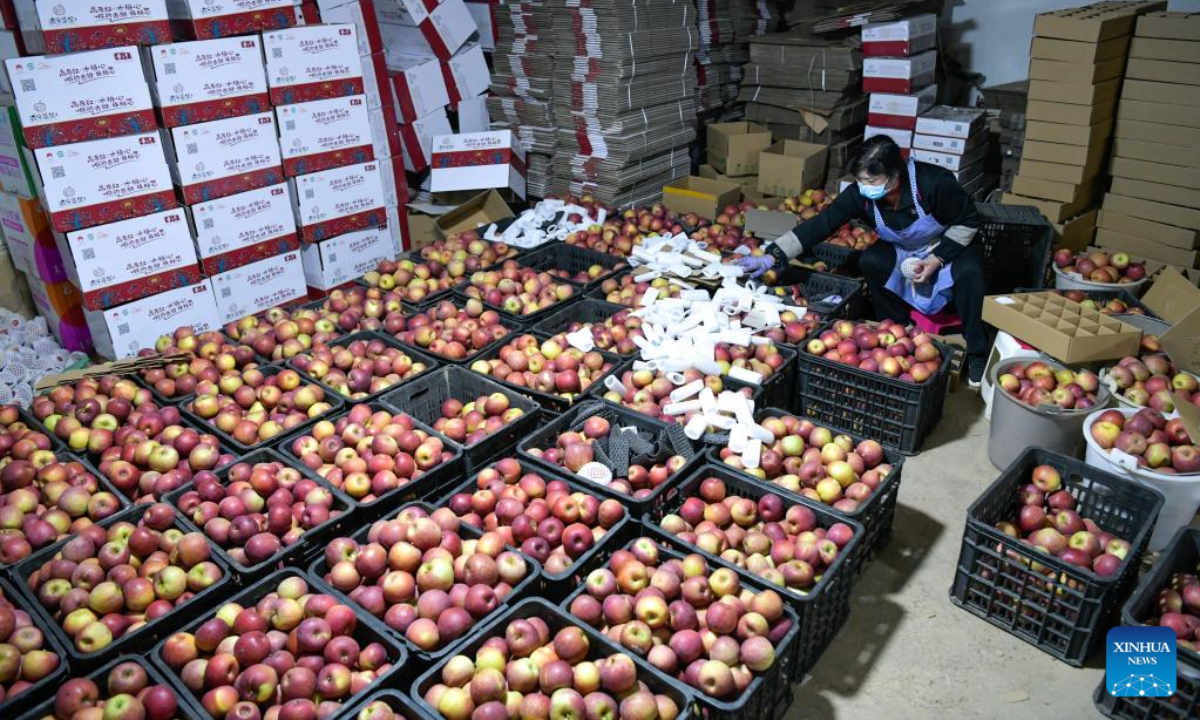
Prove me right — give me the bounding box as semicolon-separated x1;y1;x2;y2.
788;386;1105;719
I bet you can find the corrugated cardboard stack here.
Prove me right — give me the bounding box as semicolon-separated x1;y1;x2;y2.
912;106;986;196
1003;2;1165;246
547;0;698;207
862;13;937;161
981;80;1028;193
1094;11;1200;279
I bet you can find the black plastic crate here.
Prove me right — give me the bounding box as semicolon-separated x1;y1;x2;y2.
749;343;798;413
359;249;471;309
432;457;633;594
1094;662;1200;720
286;329;442;405
12;502;234;666
0;575;69;718
5;404;68;455
707;406;905;575
515;242;629;290
560;529;803;707
516;400;702;516
341;688;436;720
454;283;584;328
644;463;863;676
949;448;1165;666
13;655;177;720
977;202;1054;294
380;365;540;473
774;265;868;320
277;400;465;517
530;297;629;345
396;295;525;366
794;338;952;455
308;502;541;666
150;567;408;719
409;598;695;720
165;447;355;579
800;240;861;277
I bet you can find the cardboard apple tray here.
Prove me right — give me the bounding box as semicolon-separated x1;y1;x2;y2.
982;291;1142;364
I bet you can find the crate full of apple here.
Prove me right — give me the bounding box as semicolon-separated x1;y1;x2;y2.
95;418;234;504
413;232;520;269
468;333;618;412
29;377;157;457
458;260;579;319
362;256;470;306
137;328;262;402
185;367;339;452
995;360;1103;412
393;299;515;364
534;301;647;357
804;320;943;383
0;579;65;709
289;332;437;402
29;657;178;720
564;202;686;257
594;274;688;308
597;367;757;428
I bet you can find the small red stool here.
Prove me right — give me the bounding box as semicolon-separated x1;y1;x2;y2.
910;308;962;335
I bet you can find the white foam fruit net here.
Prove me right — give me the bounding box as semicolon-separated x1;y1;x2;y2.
0;309;87;407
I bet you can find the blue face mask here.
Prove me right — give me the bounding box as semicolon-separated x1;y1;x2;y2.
858;181;889;200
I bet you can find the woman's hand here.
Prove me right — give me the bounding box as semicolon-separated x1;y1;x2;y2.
911;256;942;284
735;255;774;279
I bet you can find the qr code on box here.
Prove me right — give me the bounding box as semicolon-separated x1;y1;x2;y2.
164;63;176;75
203;218;214;230
221;287;232;298
20;79;34;93
51;166;65;179
82;248;96;260
272;48;283;59
117;323;130;335
187;143;199;155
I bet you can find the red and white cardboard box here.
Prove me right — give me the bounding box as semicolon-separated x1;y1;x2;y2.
291;160;387;241
367;103;401;159
15;0;170;53
146;36;271;128
398;105;450;172
863;51;936;94
866;85;937;130
59;208;202;311
6;47;155;149
388;53;449;123
277;95;374;176
911;131;984;155
456;94;489;133
378;0;475;60
208;249;306;323
0;30;20;94
862;13;936;57
465;0;494;52
865;125;912;158
33;132;177;233
430;130;526;198
166;0;298;40
301;223;393;290
316;0;383;56
190;183;299;276
912;145;985;173
86;279;220;359
377;155;406;208
442;43;489;105
263;24;364;105
165;112;284;204
0;191;50;274
0;103;37;197
914;105;985;140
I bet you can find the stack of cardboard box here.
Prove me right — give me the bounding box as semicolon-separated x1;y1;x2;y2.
1002;2;1165;250
913;106;987;197
862;13;938;161
1095;11;1200;282
981;80;1028;193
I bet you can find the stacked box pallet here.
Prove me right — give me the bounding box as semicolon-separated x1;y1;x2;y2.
695;0;773;113
862;13;938;162
546;0;698;207
913;106;987;197
981;80;1028;193
1003;2;1164;238
1095;11;1200;275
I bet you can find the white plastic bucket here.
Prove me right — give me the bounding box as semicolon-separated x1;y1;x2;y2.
1082;408;1200;551
1098;314;1194;416
1054;267;1150;296
981;332;1042;422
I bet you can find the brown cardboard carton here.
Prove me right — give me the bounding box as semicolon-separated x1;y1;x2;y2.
1111;158;1200;193
1029;56;1126;84
982;291;1142;363
663;176;742;220
1150;274;1200;374
1116;119;1200;148
1125;58;1200;86
1113;138;1200;169
1136;11;1200;42
1140;259;1200;286
1028;77;1121;106
1023;138;1109;168
1012;175;1098;205
1129;37;1200;64
434;190;515;237
1111;177;1200;211
1027;98;1117;126
1095;228;1199;267
1001;192;1093;224
1098;208;1198;250
1054;209;1099;253
406;213;439;251
1117;99;1200;130
699;164;759;194
757;141;828;197
1121;79;1200;107
0;249;34;318
1019;159;1100;186
742;188;786;206
1033;2;1166;43
743;209;799;239
1103;193;1200;231
1025;118;1114;147
707;122;772;177
1030;35;1131;62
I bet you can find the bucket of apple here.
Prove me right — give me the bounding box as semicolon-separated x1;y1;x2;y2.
1100;331;1200;415
1084;406;1200;551
1052;249;1150;295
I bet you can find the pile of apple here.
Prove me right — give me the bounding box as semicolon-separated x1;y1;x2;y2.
1104;337;1200;412
600;368;753;424
596;275;687;308
0;422;123;564
291;337;433;400
1055;289;1147;316
394;300;511;362
545;262;623;286
289;404;453;503
158;574;397;719
805;319;943;383
461;261;577;317
715;415;892;514
713;343;788;383
567;537;789;700
0;583;62;703
30;377;156;454
423;615;681;720
777;189;835;220
318;505;531;651
1147;566;1200;651
657;478;856;593
469;334;614;400
564;203;685;258
175;459;344;568
138;327;259;400
187;368;335;448
25;503;225;654
997;360;1102;411
414;232;519;269
524;412;691;500
430;391;527;447
362;257;467;304
96;421;233;503
1089;408;1200;474
49;660;177;720
443;457;626;574
554;307;645;356
1054;249;1147;285
757;309;821;346
823;222;878;251
994;464;1133;575
687;203;762;253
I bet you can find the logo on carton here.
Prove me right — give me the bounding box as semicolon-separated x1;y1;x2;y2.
1107;627;1176;698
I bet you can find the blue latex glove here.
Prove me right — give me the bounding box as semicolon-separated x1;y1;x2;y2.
735;254;774;279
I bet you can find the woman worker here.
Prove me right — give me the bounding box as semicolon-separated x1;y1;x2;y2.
736;134;989;387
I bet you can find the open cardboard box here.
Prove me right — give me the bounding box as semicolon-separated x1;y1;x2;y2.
405;189;514;249
982;291;1142;363
1142;268;1200;377
663;176;742;221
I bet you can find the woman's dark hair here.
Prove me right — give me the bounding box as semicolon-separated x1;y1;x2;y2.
847;134;904;179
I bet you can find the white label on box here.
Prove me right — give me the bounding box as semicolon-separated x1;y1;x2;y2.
443;43;490;102
277;95;373;167
862;13;936;41
865;125;913;149
169;0;293;19
209;250;306;323
6;46;152;131
192;183;296;260
864;51;937;79
293;161;386;228
430;130;525;197
150;36;268;110
35;133;174;219
169;112;282;188
868;85;938;117
96;279;220;358
65;208;197;295
263;24;363;90
388;53;449;121
301;224;394;290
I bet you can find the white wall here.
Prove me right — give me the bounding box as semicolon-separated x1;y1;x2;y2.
944;0;1200;90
